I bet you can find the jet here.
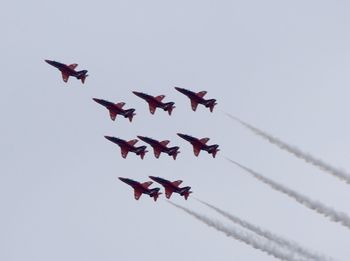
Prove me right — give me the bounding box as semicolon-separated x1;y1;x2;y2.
93;98;136;122
137;136;180;160
104;136;148;159
132;91;175;115
177;133;219;158
119;177;161;201
45;59;88;84
174;87;217;112
149;176;192;200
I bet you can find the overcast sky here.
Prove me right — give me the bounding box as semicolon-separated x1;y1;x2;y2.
2;0;350;260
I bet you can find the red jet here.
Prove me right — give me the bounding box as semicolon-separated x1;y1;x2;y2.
137;136;180;160
132;91;175;115
149;176;192;200
104;136;148;159
93;98;136;122
45;60;88;84
119;177;161;201
174;87;217;112
177;133;219;158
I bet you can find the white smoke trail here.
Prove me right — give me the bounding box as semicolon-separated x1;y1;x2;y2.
168;201;304;261
226;158;350;230
226;113;350;185
196;198;336;261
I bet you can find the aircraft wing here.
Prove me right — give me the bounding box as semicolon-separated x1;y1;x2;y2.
160;140;170;146
127;139;138;146
121;147;129;158
165;188;173;199
199;138;210;144
153;148;161;158
193;146;201;156
61;72;69;82
134;189;142;200
109;110;117;121
149;104;157;114
196;91;207;98
155;95;165;101
191;99;199;111
68;63;78;70
172;180;183;187
115;102;125;108
141;181;153;188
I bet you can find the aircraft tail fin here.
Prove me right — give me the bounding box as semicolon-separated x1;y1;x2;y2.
208;144;220;158
77;70;88;84
169;146;180;160
125;109;136;122
180;187;192;200
150;188;162;201
135;146;148;159
164;102;175;116
205;99;217;112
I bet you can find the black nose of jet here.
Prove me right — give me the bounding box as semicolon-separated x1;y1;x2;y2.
45;59;54;65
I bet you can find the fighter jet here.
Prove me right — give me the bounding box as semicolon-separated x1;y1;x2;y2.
93;98;136;122
137;136;180;160
119;177;161;201
174;87;217;112
132;91;175;115
149;176;192;200
177;133;219;158
104;136;148;159
45;59;88;84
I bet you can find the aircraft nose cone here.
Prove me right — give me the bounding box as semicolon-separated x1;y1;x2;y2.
137;135;144;139
132;91;142;96
118;177;127;182
174;87;182;91
148;176;156;180
104;135;112;140
92;98;99;102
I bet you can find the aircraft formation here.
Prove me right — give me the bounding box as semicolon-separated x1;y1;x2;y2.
46;59;219;201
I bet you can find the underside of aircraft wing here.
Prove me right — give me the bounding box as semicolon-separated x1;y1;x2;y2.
141;181;153;188
172;180;183;187
193;146;201;156
68;63;78;70
149;103;157;114
196;91;207;98
121;147;129;158
153;148;161;158
191;99;199;111
61;72;69;82
109;110;117;121
115;102;125;108
165;188;173;199
134;189;142;200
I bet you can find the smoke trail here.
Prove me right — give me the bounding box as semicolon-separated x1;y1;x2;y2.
168;201;304;261
226;158;350;230
226;113;350;185
196;198;336;261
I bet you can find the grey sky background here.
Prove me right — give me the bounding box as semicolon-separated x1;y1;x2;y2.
2;0;350;260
